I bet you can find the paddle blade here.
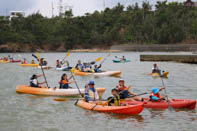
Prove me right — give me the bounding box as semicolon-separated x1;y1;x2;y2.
96;57;102;62
66;52;70;57
36;52;41;62
71;68;76;73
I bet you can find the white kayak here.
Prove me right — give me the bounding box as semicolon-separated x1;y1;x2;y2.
56;66;72;71
73;70;121;77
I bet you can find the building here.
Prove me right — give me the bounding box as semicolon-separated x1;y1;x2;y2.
9;11;25;20
183;0;197;7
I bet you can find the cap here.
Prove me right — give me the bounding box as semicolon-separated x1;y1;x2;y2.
88;80;95;85
119;79;124;82
152;88;159;94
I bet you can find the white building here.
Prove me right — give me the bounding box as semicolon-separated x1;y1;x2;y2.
9;11;25;20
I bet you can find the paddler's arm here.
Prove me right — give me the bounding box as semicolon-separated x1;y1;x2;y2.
159;86;165;92
39;81;46;85
36;74;43;78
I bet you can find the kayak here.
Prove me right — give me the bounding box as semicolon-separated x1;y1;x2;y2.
16;85;106;97
0;60;9;63
76;100;144;115
112;60;131;63
18;64;39;67
148;72;169;78
73;70;121;77
56;66;72;71
10;60;21;63
122;98;196;109
38;66;52;69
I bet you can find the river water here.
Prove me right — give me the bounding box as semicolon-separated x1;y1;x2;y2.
0;52;196;131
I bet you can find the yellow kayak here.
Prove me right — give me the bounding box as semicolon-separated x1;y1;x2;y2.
18;64;39;67
0;60;9;63
149;72;169;78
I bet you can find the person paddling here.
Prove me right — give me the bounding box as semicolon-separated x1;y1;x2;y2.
31;60;35;64
94;64;102;73
116;79;143;101
40;58;48;66
152;63;161;74
150;87;167;102
56;60;61;68
59;73;75;89
84;81;99;102
22;58;27;64
75;60;83;71
107;89;121;106
121;56;126;61
30;74;46;88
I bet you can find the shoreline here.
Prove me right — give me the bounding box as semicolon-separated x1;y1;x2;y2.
1;43;197;53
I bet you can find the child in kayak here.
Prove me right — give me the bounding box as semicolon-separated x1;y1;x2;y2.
116;79;143;101
107;89;121;106
56;60;61;68
84;81;99;102
75;60;83;71
150;87;167;102
30;74;46;88
22;58;27;64
59;73;75;89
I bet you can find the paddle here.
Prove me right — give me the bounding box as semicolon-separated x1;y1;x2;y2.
62;52;70;63
90;57;102;65
160;71;173;111
32;53;49;88
100;52;111;65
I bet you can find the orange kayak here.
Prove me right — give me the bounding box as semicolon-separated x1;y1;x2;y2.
76;100;144;115
16;85;105;97
122;98;196;109
18;64;39;67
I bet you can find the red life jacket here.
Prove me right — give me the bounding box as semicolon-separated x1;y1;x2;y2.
149;92;161;102
116;85;127;91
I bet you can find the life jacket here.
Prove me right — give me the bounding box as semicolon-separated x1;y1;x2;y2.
149;92;161;102
113;95;120;106
84;87;98;101
59;79;69;89
116;85;127;91
94;68;100;73
30;78;38;87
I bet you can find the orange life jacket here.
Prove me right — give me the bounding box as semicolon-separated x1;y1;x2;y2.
149;92;161;102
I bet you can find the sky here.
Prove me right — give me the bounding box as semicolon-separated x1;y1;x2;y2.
0;0;187;17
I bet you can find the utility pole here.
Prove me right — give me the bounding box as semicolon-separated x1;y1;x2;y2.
51;2;54;18
58;0;64;17
103;0;105;10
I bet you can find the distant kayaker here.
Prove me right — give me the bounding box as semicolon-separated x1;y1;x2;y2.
56;60;61;68
84;81;99;102
116;79;143;101
94;64;102;73
121;56;126;61
107;89;121;106
59;73;75;89
149;87;167;102
30;74;46;88
152;63;161;74
31;60;35;64
75;60;83;71
22;58;27;64
40;58;48;66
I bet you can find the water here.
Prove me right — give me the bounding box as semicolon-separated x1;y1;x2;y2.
0;52;196;131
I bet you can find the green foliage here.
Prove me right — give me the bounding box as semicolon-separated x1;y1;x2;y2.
0;1;197;48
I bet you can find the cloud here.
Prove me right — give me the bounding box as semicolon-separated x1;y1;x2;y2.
0;0;36;16
0;0;187;17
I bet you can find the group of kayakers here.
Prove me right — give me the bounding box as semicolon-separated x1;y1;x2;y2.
75;60;102;73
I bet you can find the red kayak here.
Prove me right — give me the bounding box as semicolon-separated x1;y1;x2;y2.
10;60;21;63
122;98;196;109
76;100;144;115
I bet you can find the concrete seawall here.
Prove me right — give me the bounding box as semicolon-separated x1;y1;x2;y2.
140;55;197;64
111;44;197;52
